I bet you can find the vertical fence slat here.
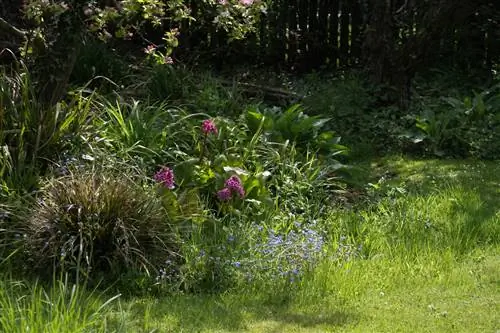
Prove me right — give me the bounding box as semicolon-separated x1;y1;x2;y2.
317;0;329;66
307;0;319;68
267;0;280;64
339;0;350;67
178;1;494;73
328;0;340;67
276;0;287;63
287;0;299;66
297;0;309;64
350;1;363;63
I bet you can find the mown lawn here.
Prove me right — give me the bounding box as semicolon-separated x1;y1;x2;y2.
103;248;497;332
102;157;499;332
1;157;498;332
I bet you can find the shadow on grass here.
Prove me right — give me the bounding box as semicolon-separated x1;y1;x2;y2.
117;293;357;332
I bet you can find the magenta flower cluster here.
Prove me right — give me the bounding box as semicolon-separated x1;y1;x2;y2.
202;119;218;135
217;187;232;201
154;167;175;189
154;120;249;206
218;175;245;201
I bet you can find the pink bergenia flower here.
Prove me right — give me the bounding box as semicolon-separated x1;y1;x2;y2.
217;187;232;201
239;0;254;5
202;119;218;135
154;167;175;189
225;175;245;198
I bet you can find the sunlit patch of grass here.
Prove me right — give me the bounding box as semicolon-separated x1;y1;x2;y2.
0;275;120;333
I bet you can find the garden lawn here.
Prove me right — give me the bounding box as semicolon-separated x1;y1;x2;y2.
1;157;499;332
105;156;500;332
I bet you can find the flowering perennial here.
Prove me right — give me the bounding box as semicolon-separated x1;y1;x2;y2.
217;175;245;201
202;119;218;135
154;167;175;189
217;187;232;201
225;175;245;198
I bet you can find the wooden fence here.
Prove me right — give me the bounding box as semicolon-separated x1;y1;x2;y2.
181;1;499;71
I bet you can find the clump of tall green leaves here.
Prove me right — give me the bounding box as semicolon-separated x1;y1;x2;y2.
0;62;92;194
0;276;120;332
246;104;349;155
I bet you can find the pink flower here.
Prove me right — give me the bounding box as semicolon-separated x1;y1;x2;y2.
217;187;232;201
154;167;175;189
218;0;228;4
144;44;156;54
224;175;245;198
239;0;254;5
202;119;218;135
164;56;174;64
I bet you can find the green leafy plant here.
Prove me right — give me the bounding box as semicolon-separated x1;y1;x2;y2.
401;82;500;158
245;104;348;155
0;62;93;194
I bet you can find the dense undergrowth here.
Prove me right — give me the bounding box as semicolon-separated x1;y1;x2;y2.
0;41;499;331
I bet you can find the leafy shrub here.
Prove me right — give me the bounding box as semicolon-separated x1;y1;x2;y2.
301;74;376;136
245;104;348;155
401;82;500;158
25;170;178;282
146;64;195;102
146;65;247;116
145;109;351;293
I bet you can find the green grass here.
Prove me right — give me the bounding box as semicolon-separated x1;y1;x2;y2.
0;276;120;332
1;157;498;332
101;248;498;332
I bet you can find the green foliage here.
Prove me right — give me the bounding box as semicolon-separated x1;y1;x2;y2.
70;38;129;88
96;99;191;165
25;169;178;282
146;64;195;102
402;82;500;158
246;104;348;155
0;275;120;333
302;74;376;135
20;0;267;62
145;65;247;116
0;63;92;194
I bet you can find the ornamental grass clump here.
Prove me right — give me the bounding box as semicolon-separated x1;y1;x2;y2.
25;171;178;282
